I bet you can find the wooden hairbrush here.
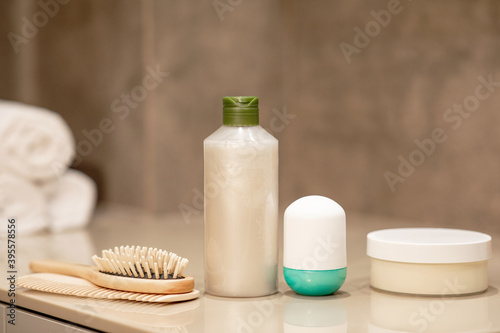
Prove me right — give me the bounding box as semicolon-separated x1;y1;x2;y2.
30;246;194;294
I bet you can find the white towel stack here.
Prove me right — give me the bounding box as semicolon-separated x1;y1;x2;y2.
0;173;47;236
0;100;97;237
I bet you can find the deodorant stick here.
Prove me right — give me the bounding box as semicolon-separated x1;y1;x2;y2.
283;195;346;296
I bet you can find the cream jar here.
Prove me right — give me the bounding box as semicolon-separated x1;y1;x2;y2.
367;228;492;296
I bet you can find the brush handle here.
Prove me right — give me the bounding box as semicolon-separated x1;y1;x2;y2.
30;260;94;280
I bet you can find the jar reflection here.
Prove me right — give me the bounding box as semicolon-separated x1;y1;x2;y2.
369;288;492;333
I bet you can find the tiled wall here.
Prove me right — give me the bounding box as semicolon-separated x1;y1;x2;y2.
2;0;500;232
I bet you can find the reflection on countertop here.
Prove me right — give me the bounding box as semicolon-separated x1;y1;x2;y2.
1;204;499;333
21;290;199;331
369;287;496;333
283;291;348;332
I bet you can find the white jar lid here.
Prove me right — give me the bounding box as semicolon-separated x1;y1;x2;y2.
367;228;492;263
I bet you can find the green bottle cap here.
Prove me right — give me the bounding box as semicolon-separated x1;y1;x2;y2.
222;96;259;126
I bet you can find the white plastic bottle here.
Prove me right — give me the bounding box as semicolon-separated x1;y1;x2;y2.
204;96;278;297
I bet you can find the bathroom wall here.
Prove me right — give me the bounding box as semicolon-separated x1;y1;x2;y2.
1;0;499;232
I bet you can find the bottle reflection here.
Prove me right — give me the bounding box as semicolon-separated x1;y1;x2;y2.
203;293;282;333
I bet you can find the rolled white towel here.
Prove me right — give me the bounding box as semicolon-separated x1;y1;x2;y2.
0;173;48;238
0;100;75;181
43;169;97;233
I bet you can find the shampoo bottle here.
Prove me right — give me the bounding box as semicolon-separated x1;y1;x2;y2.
204;96;278;297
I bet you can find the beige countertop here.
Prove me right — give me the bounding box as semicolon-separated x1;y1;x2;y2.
1;205;499;332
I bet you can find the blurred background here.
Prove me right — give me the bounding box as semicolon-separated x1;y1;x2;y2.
1;0;499;233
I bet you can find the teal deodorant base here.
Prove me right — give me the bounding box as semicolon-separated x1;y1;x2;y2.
283;267;347;296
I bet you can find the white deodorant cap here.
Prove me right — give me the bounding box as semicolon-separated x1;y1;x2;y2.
284;195;347;270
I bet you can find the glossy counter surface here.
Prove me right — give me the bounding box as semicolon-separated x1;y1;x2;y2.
1;205;499;333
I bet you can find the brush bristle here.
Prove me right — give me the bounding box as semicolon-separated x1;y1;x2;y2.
91;246;189;279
